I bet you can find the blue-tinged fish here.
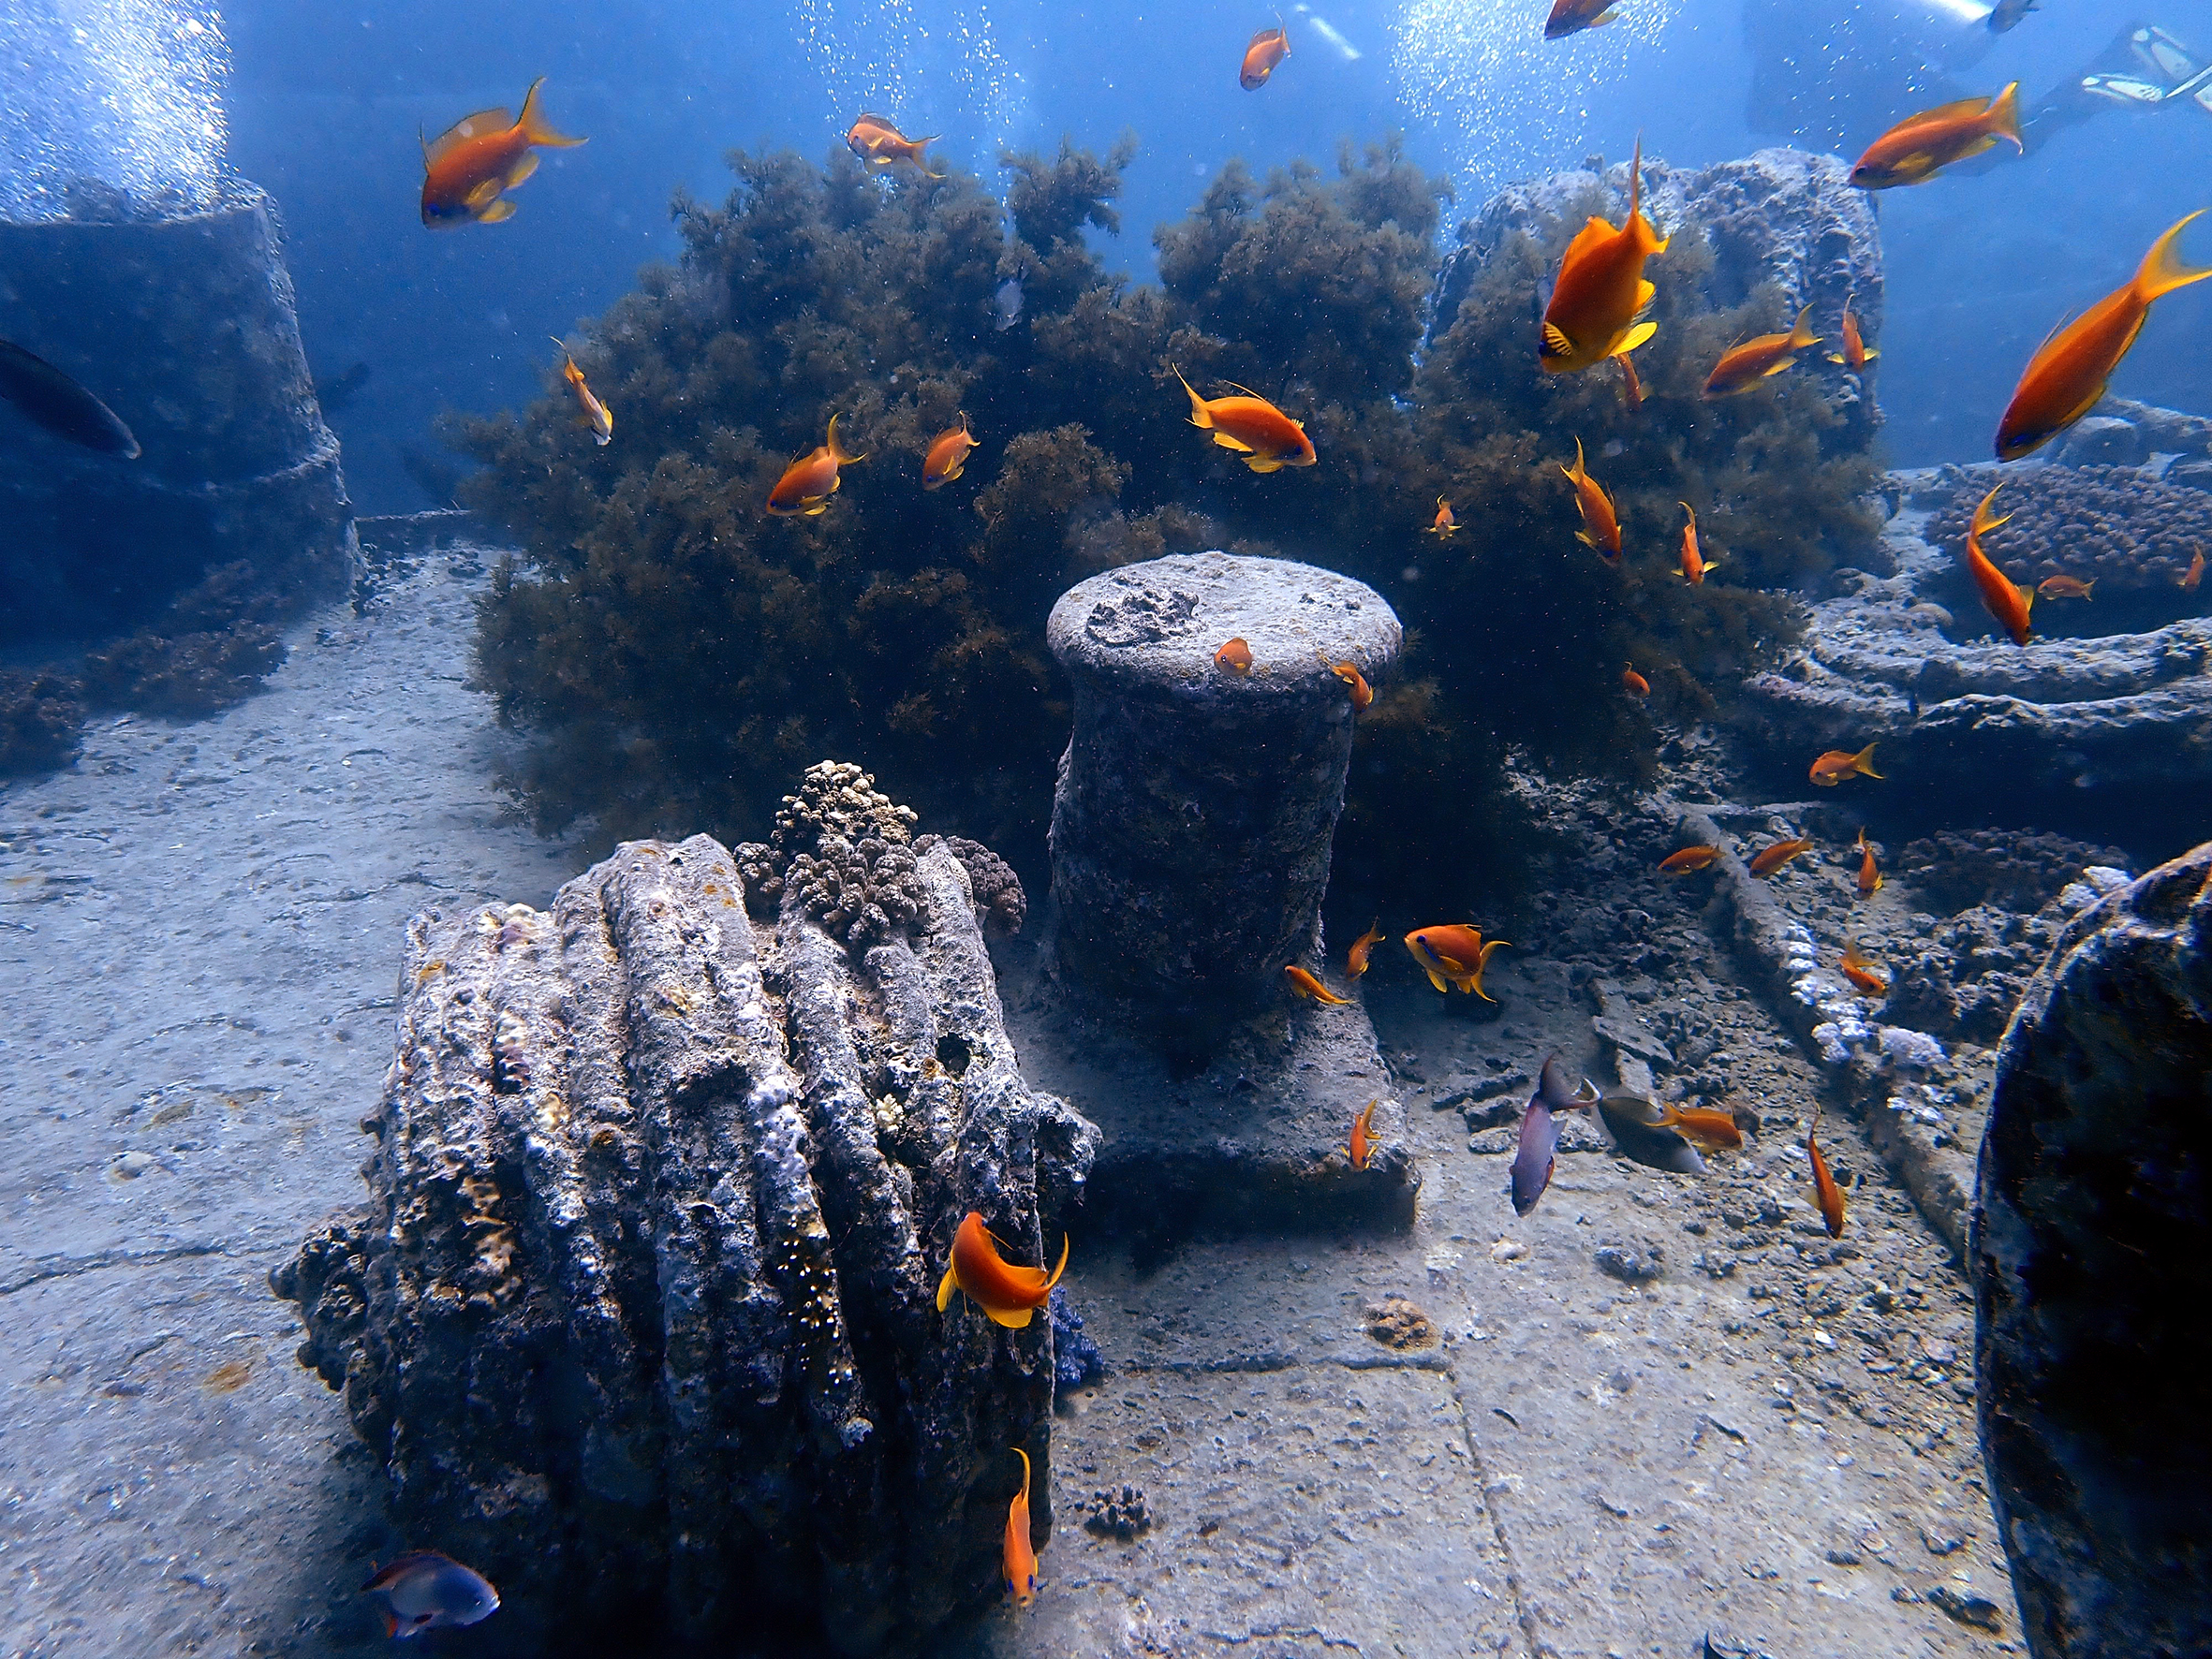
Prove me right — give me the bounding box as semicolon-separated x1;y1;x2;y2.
1594;1094;1708;1175
0;339;140;458
361;1551;500;1639
1510;1056;1596;1216
994;268;1025;331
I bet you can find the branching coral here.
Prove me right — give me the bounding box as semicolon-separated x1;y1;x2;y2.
457;136;1880;912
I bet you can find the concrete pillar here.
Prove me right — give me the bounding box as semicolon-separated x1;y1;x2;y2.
1045;551;1399;1013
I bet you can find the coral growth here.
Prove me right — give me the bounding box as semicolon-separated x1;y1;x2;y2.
1898;829;2126;917
917;833;1027;935
0;668;85;775
736;760;926;946
1082;1485;1156;1540
457;137;1880;906
1923;464;2212;594
1363;1295;1440;1350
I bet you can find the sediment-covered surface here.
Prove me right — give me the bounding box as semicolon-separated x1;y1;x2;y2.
5;533;2020;1657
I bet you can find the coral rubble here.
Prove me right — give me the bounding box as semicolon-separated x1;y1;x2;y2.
456;136;1878;910
274;770;1097;1655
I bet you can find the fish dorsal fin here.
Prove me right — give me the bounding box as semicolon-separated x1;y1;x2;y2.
425;108;512;164
1562;215;1617;265
1627;132;1644;223
1900;94;2000;125
857;110;899;129
1216;379;1272;402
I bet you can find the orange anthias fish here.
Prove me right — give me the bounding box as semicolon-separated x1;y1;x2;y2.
1855;828;1883;896
1652;1104;1743;1152
1240;22;1290;89
1748;837;1813;877
2184;550;2206;595
1349;1099;1378;1169
936;1211;1069;1329
1317;653;1373;710
1996;213;2212;461
846;113;943;177
1617;352;1644;410
2037;575;2096;601
1404;925;1511;1000
420;79;585;228
767;414;867;517
1675;502;1718;583
1963;486;2034;645
1703;305;1821;397
1561;437;1622;563
1540;137;1668;374
1216;636;1254;674
1545;0;1624;38
1809;741;1881;786
1621;662;1650;697
1826;296;1880;372
1427;497;1459;536
1659;845;1721;874
1005;1448;1040;1608
1808;1110;1846;1239
1841;939;1889;996
1848;83;2021;189
1346;920;1386;979
551;340;612;446
922;414;978;490
1285;964;1352;1006
1172;365;1315;473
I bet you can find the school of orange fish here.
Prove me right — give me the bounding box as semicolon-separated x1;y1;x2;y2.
380;21;2208;1630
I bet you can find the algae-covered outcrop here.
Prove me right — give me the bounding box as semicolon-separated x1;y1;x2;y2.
457;138;1882;903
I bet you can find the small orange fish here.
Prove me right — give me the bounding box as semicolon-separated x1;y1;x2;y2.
1652;1103;1743;1152
922;414;978;490
551;339;612;446
1840;939;1888;996
1997;213;2210;460
767;414;866;518
2185;550;2206;595
846;113;943;177
1215;637;1254;674
1541;136;1667;374
1675;501;1718;583
1855;828;1882;896
1748;837;1813;877
1545;0;1623;38
1239;22;1290;89
1809;741;1881;786
1004;1448;1039;1608
1561;437;1621;563
1426;497;1459;536
1404;925;1510;1000
1703;304;1821;397
1849;83;2021;189
1659;845;1721;874
1617;351;1644;411
1808;1109;1846;1239
420;79;585;228
1346;920;1386;978
1963;486;2033;645
1173;365;1315;473
1349;1099;1378;1169
1825;296;1879;372
1621;662;1650;697
2036;574;2096;601
1285;963;1351;1006
1317;653;1373;710
936;1211;1069;1329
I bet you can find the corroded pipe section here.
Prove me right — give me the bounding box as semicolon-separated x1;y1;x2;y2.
1045;552;1400;1012
274;785;1096;1656
1974;843;2212;1658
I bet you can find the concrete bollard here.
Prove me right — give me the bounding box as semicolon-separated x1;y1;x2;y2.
1044;551;1400;1017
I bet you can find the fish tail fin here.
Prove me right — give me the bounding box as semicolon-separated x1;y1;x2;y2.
936;1264;960;1313
2134;210;2212;302
1172;363;1213;429
1571;434;1586;480
825;413;867;465
1041;1233;1070;1294
1852;741;1882;778
1970;486;2011;538
2085;579;2096;600
1789;304;1821;347
516;78;586;147
1628;132;1643;224
1985;81;2023;151
1014;1446;1031;1499
915;137;945;179
1678;500;1695;527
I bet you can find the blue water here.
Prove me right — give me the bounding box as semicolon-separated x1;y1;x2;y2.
200;0;2212;509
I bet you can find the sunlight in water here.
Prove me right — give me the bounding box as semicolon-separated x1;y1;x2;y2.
796;0;1025;162
0;0;229;222
1391;0;1674;203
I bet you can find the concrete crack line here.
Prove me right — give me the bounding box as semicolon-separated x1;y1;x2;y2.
0;1242;233;1298
1196;1623;1361;1651
1439;1358;1546;1659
